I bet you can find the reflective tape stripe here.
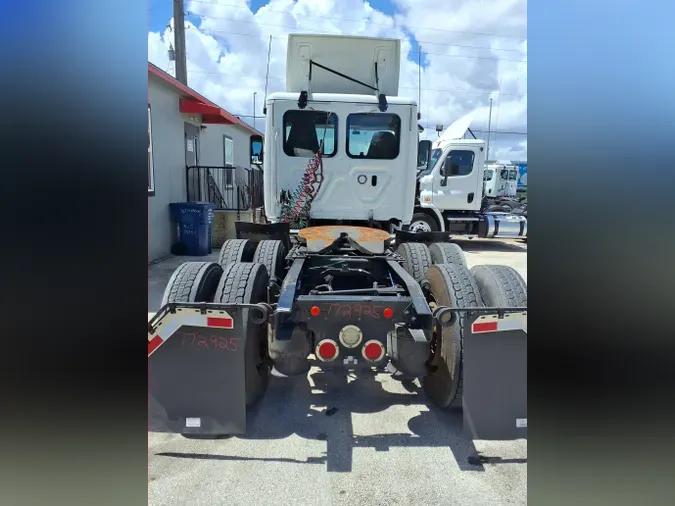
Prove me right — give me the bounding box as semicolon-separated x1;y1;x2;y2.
471;312;527;334
148;309;235;357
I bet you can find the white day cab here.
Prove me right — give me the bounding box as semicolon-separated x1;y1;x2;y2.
412;112;527;238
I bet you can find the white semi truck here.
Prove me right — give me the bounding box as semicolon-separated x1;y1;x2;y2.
408;115;527;238
149;33;527;441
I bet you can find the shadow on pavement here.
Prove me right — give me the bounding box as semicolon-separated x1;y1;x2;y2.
151;368;525;473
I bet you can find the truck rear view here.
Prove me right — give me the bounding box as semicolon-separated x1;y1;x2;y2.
263;34;417;230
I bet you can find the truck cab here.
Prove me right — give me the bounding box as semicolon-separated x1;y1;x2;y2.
412;116;526;238
263;34;417;230
484;163;518;198
418;137;486;213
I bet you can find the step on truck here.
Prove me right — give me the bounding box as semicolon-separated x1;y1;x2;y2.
148;34;527;440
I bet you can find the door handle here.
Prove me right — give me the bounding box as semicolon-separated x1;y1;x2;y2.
467;192;474;203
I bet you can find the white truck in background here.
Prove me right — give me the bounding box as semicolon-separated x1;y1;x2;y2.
484;163;518;198
408;114;527;238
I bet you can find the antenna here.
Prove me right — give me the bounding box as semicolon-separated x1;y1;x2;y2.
263;35;272;115
417;45;422;120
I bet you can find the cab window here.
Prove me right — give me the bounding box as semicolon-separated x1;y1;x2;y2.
484;169;494;181
509;170;518;180
283;110;337;157
440;150;475;177
347;113;401;159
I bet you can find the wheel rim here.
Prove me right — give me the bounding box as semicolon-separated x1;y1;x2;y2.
410;220;431;233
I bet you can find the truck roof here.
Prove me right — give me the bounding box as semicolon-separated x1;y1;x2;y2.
431;138;485;150
286;33;401;96
267;91;417;106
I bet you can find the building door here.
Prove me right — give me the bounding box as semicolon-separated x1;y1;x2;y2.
185;123;201;201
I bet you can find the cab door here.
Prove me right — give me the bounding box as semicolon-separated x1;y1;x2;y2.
432;148;482;211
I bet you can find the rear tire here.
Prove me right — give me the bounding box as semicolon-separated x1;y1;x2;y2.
429;242;467;268
470;265;527;307
214;262;271;406
422;263;483;410
160;262;223;306
396;242;432;282
218;239;257;267
252;240;287;280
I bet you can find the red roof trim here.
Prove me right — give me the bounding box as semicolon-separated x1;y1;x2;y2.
178;98;235;125
148;63;263;136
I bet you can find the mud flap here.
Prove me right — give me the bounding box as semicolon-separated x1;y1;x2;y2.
462;312;527;440
148;307;248;436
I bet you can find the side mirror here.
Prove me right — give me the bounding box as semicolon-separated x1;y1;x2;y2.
417;139;431;169
439;160;448;186
250;135;263;165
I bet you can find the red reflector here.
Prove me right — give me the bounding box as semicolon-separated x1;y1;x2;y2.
364;342;383;361
310;306;321;317
383;307;394;319
148;335;163;356
473;321;498;333
318;341;337;359
207;317;234;329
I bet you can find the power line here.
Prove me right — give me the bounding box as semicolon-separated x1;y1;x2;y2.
187;0;526;41
183;23;525;63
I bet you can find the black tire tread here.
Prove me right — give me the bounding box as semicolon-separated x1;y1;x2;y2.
252;240;287;280
470;265;527;307
161;262;223;306
217;239;257;267
429;242;467;268
214;262;270;406
396;242;432;282
423;263;483;410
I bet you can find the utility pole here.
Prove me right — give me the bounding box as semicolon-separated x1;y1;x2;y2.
173;0;188;85
253;92;257;131
486;98;493;162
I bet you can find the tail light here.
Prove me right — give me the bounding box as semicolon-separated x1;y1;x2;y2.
316;339;339;362
362;340;385;362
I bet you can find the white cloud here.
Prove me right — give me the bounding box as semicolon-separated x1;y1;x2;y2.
149;0;526;159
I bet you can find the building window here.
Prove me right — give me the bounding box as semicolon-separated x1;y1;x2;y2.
346;113;401;159
223;135;234;186
148;104;155;195
283;110;337;157
441;150;475;177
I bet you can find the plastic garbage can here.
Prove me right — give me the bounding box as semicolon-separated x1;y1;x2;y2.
169;202;216;256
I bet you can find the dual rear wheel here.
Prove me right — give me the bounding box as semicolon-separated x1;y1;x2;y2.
160;238;288;406
396;241;527;411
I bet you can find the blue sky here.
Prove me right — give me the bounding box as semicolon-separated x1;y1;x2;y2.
149;0;424;66
148;0;527;160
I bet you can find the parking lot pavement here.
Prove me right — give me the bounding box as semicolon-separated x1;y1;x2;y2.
149;239;527;506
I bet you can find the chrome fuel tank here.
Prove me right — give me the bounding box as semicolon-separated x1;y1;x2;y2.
482;213;527;238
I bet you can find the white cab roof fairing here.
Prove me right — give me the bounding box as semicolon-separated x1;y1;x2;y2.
431;109;480;151
286;34;401;96
267;92;416;106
